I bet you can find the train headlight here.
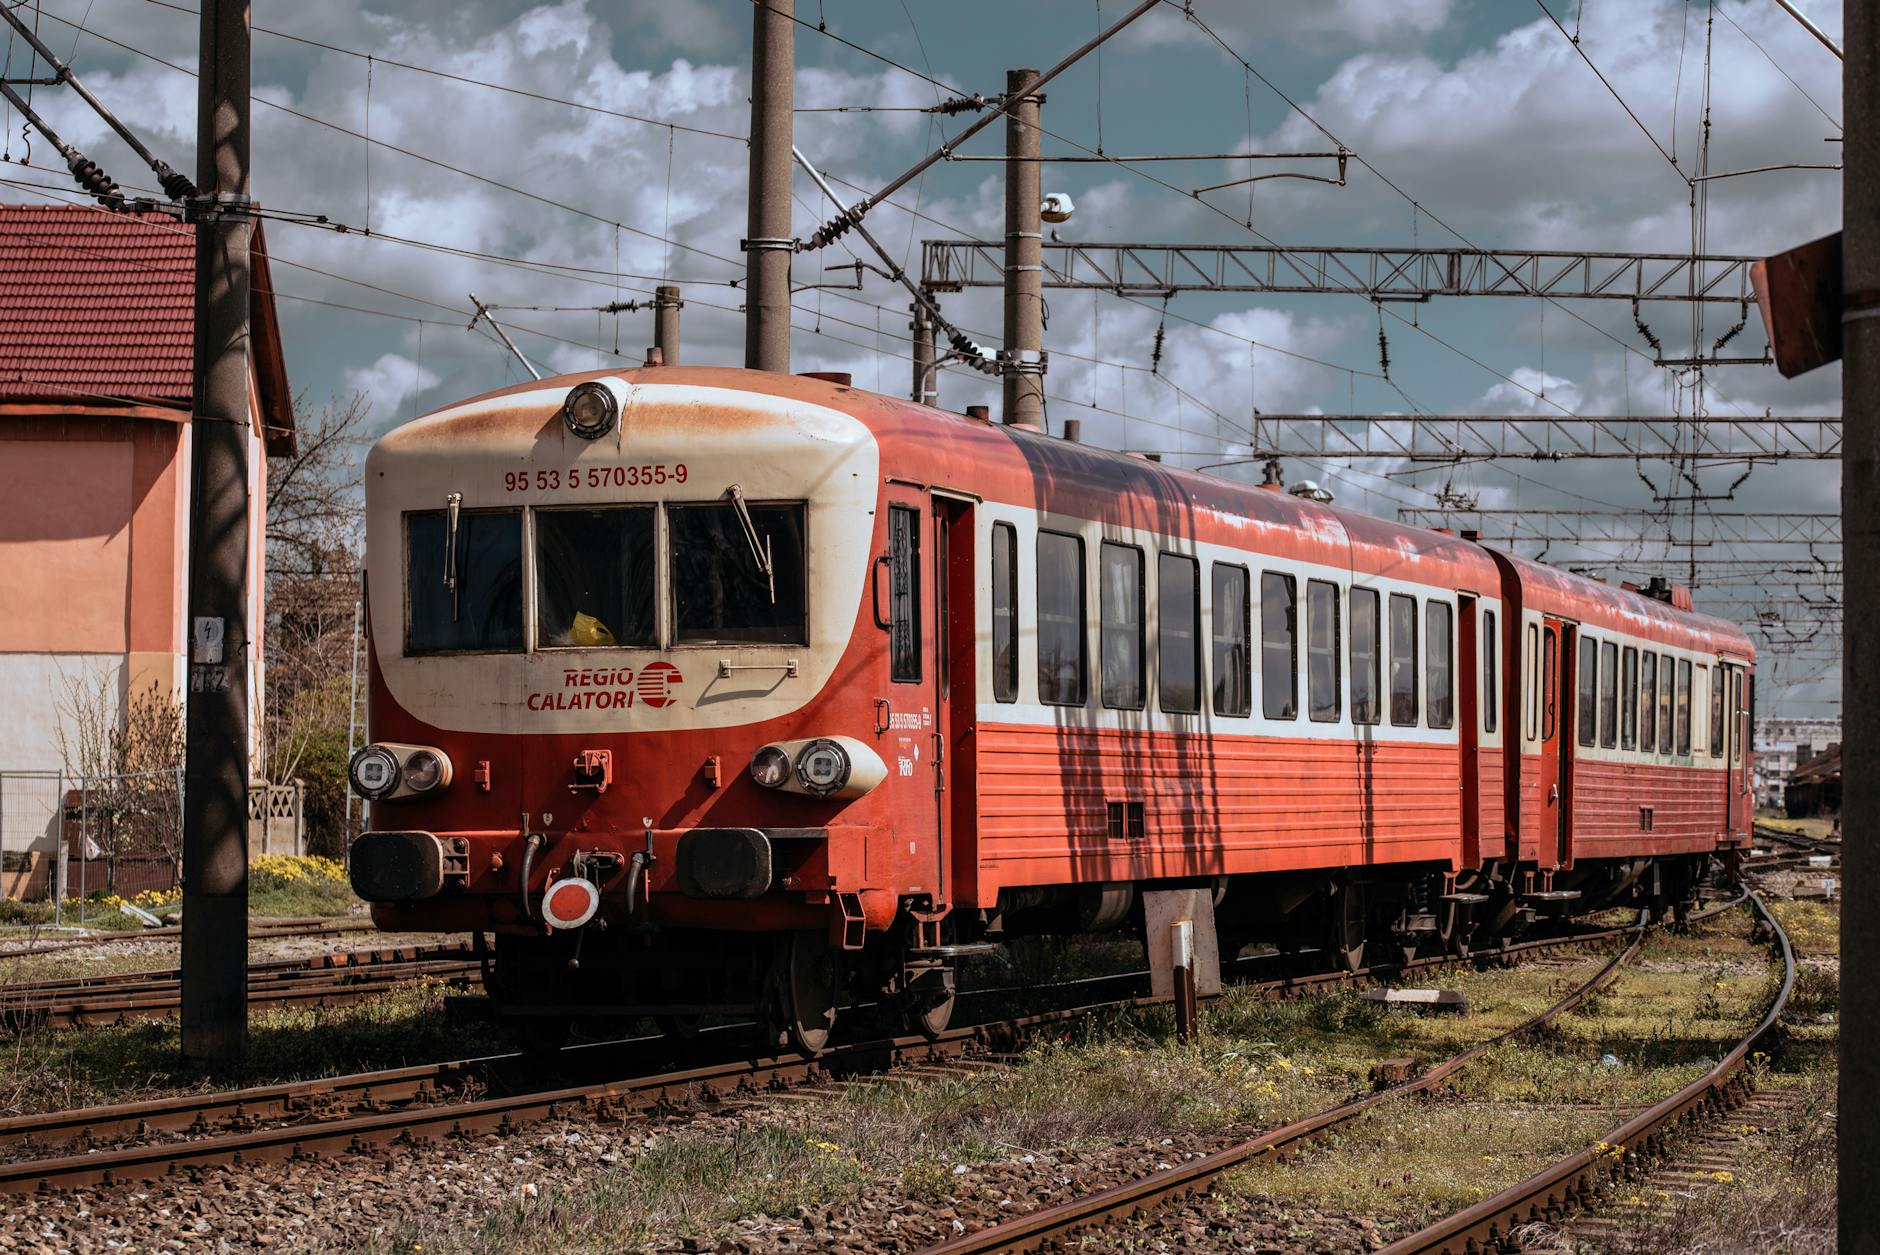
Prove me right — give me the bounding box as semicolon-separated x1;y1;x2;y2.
349;745;401;800
750;744;792;789
794;738;851;797
402;748;452;793
562;381;618;440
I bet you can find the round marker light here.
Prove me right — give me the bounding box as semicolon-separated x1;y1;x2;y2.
402;748;450;793
542;877;601;930
794;738;851;797
348;745;400;800
750;745;792;789
562;381;618;440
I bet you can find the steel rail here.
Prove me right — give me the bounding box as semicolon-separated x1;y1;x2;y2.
0;924;1647;1194
1372;891;1793;1255
0;942;473;998
914;920;1654;1255
0;917;377;959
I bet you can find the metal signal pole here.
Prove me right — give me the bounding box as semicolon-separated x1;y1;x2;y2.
181;0;251;1066
744;0;794;373
1001;68;1045;428
1842;2;1876;1247
654;285;682;365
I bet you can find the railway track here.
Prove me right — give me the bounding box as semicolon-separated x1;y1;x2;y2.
0;921;1642;1197
911;894;1762;1255
0;916;376;959
0;943;479;1030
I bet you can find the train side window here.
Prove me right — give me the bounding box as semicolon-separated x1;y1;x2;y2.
1482;609;1497;734
1211;563;1252;717
990;523;1018;703
1159;553;1202;714
406;508;524;654
1576;637;1597;748
887;506;922;682
1676;658;1693;756
1388;593;1418;727
670;501;808;644
534;506;656;649
1692;663;1708;754
1526;623;1540;740
1261;572;1298;720
1307;579;1341;722
1640;653;1657;752
1351;587;1381;726
1598;640;1618;748
1425;599;1453;729
1037;531;1087;706
1541;627;1557;740
1658;652;1674;752
1710;665;1726;759
1730;670;1744;765
1100;542;1145;711
1621;647;1638;750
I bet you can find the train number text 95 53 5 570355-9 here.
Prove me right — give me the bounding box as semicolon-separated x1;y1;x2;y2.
503;464;688;493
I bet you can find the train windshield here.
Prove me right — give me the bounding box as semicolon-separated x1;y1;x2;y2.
669;501;808;644
535;507;657;648
405;509;525;654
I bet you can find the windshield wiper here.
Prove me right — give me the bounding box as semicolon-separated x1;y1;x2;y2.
725;484;776;604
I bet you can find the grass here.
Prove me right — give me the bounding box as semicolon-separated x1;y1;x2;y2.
0;855;360;941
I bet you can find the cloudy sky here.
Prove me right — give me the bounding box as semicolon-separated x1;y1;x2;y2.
0;0;1844;713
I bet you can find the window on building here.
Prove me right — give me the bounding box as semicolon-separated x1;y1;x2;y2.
1389;593;1418;726
1159;553;1202;714
669;501;808;644
1710;665;1726;759
1641;653;1658;752
1211;564;1251;717
406;509;524;654
1658;652;1674;751
1262;572;1298;720
1621;647;1638;750
1426;600;1454;729
1351;587;1381;725
1482;609;1498;734
1577;637;1598;748
887;506;922;682
1598;639;1618;748
1676;658;1693;756
990;523;1017;703
534;506;656;649
1099;542;1144;710
1037;531;1087;706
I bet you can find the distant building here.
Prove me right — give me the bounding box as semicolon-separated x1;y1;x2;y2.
1754;716;1841;811
1787;743;1842;819
0;204;294;896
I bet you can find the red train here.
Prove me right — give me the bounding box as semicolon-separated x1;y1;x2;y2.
348;367;1754;1051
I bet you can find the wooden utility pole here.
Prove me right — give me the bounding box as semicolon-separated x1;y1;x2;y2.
180;0;251;1066
744;0;793;372
654;284;682;365
1000;68;1045;427
1843;3;1875;1247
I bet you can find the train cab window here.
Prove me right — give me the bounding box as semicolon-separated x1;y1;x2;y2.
1526;623;1540;740
990;523;1018;703
1542;628;1557;740
1710;665;1726;759
405;508;524;654
1351;587;1382;726
1640;653;1658;752
1261;572;1298;720
1598;640;1618;748
1482;609;1498;734
1307;580;1341;722
1211;564;1252;718
1621;647;1639;750
1657;652;1674;752
1676;658;1693;756
670;501;808;644
1100;543;1145;710
1159;554;1202;714
1425;600;1453;730
1576;638;1597;748
534;507;656;649
1037;530;1087;706
887;507;922;682
1729;670;1744;766
1388;593;1418;727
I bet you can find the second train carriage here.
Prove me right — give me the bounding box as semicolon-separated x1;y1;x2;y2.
346;366;1754;1049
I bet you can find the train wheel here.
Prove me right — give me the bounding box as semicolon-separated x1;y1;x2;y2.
898;964;957;1039
1331;885;1367;973
761;930;838;1056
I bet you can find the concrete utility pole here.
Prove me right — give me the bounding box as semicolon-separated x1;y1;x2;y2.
1842;4;1875;1248
744;0;793;373
654;284;682;366
180;0;251;1066
910;299;937;405
1001;68;1045;428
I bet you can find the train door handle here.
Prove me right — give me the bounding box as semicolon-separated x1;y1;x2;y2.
1548;785;1559;803
870;555;893;629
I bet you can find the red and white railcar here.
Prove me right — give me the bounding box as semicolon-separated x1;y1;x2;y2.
347;367;1753;1050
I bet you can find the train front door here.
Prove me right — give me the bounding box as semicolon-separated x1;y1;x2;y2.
1538;618;1569;869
